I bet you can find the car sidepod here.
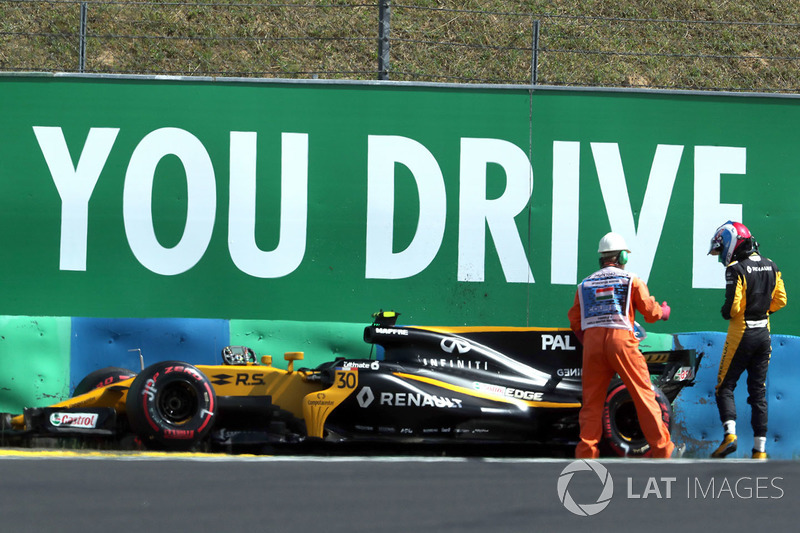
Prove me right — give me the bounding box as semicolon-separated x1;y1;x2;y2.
321;325;585;444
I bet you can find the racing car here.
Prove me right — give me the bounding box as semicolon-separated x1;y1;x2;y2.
0;311;701;457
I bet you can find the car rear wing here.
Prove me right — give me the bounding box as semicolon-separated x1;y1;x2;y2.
642;348;703;401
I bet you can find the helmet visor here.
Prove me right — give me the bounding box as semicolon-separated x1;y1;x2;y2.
709;222;735;265
708;235;723;256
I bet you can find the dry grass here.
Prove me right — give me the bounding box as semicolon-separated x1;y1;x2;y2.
1;0;800;92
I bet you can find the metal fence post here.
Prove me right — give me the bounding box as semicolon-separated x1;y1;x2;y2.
79;1;88;72
378;0;391;80
531;19;540;86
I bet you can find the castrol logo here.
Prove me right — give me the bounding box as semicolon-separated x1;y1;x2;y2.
49;412;99;429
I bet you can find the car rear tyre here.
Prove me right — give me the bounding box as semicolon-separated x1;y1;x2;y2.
602;381;672;457
126;361;216;450
73;367;138;397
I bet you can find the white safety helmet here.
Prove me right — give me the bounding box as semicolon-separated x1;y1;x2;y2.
598;232;631;254
598;232;631;265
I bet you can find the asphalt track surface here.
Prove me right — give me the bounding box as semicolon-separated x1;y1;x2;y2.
0;450;797;533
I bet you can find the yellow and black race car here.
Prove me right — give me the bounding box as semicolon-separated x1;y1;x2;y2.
0;312;701;457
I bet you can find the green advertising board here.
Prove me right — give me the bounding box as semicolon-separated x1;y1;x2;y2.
0;74;796;336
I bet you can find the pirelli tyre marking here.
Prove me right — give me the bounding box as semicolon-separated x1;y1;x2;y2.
126;361;217;449
393;373;581;408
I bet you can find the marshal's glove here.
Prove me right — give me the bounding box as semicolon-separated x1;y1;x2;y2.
660;301;671;321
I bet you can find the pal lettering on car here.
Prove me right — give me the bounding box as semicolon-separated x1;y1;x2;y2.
540;333;579;352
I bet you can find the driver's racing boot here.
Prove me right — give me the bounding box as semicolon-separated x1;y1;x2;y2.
751;449;767;460
711;434;737;458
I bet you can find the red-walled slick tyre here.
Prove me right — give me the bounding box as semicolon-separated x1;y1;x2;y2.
602;381;672;457
73;367;138;397
126;361;216;450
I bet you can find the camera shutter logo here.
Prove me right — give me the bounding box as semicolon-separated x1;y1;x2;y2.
557;460;614;516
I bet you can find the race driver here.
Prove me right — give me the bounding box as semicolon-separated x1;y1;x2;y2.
568;232;674;459
708;221;787;459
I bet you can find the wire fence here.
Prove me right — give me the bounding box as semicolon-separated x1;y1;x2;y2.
2;0;800;93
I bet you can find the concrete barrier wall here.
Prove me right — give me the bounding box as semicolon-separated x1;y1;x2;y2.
69;317;230;388
671;332;799;460
0;316;71;412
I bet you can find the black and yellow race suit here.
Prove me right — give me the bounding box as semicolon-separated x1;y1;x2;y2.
716;252;787;437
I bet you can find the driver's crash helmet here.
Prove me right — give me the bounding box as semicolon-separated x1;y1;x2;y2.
708;220;753;266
